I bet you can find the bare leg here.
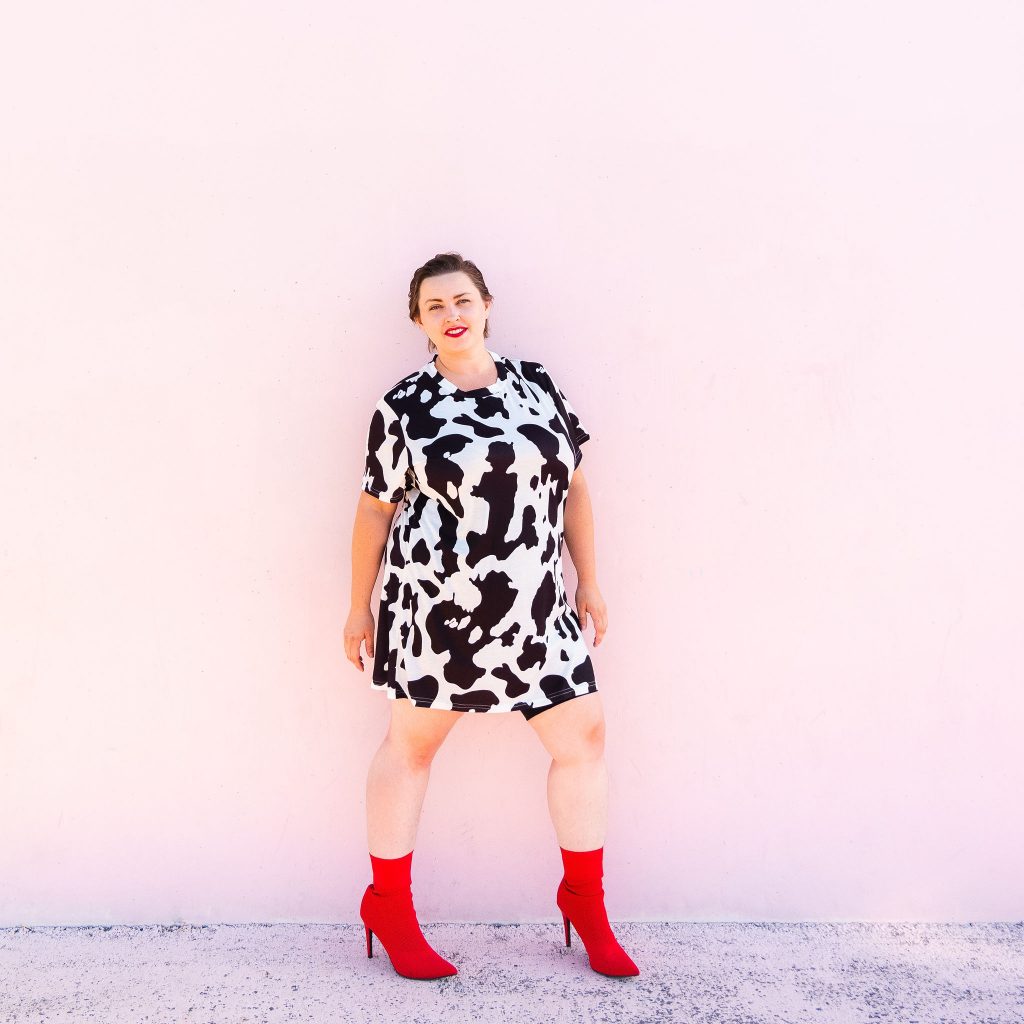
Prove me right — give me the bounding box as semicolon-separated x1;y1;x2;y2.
366;698;463;857
526;691;639;976
526;692;607;849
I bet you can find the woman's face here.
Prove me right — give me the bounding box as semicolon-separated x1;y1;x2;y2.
415;271;491;353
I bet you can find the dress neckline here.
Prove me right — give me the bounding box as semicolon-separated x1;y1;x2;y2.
427;348;509;397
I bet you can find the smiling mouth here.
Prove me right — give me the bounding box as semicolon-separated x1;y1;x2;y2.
445;327;468;336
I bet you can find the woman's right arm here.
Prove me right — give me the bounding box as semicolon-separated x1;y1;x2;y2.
345;492;400;671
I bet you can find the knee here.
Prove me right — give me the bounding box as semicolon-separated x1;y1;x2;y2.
586;717;606;757
384;734;440;770
555;717;605;763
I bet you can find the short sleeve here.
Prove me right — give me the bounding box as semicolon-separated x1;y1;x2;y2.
361;398;410;503
539;365;591;468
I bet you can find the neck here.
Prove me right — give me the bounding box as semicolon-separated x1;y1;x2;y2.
435;348;497;386
436;348;491;373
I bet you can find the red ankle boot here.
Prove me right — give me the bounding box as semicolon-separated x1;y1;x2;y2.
360;849;458;979
556;846;640;977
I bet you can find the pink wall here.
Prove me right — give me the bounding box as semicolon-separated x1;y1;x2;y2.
2;3;1022;925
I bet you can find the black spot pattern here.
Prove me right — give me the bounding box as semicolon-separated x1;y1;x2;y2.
360;349;596;713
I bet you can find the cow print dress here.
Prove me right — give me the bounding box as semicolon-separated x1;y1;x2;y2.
360;348;597;714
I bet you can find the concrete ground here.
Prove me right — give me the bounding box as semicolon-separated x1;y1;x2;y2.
2;921;1022;1023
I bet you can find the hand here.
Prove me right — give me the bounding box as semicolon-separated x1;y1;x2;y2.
575;582;607;647
344;607;375;671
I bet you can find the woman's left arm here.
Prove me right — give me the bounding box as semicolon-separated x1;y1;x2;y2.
563;469;607;646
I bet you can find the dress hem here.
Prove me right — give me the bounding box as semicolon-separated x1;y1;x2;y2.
369;678;591;714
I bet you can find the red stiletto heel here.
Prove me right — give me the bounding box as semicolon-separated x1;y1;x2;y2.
360;883;457;979
359;850;458;980
555;847;640;977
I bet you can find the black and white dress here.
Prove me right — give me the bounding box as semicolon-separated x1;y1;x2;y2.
360;348;597;714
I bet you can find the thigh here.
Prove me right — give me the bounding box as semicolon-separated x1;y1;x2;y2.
525;691;605;760
386;695;464;758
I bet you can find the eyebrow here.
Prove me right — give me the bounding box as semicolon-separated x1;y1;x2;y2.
425;292;471;303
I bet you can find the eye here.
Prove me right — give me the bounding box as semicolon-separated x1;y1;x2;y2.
459;298;470;304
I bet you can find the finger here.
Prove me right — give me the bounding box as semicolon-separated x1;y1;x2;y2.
366;630;374;659
345;636;363;671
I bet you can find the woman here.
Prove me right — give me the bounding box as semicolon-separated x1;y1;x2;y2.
345;252;638;980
